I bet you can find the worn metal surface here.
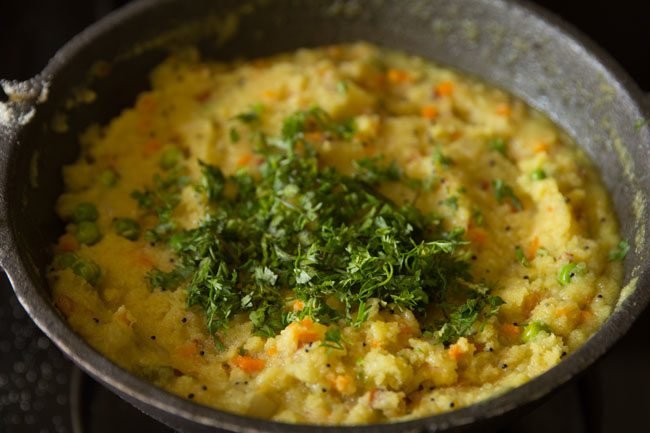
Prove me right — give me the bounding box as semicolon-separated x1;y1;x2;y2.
0;0;649;432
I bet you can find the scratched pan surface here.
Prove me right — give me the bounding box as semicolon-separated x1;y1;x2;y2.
1;1;649;432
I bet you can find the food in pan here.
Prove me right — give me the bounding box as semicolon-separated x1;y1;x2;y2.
48;42;626;424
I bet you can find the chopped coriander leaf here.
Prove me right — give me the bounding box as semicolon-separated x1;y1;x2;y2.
337;81;348;95
321;327;345;350
234;103;263;123
634;118;649;131
432;145;453;167
515;245;530;267
488;138;507;156
608;240;629;261
229;127;240;143
492;179;522;210
142;107;503;346
443;196;458;211
160;146;183;170
353;156;401;184
531;168;547;181
472;208;484;227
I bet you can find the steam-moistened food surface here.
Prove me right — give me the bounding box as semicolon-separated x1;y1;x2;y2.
48;43;625;424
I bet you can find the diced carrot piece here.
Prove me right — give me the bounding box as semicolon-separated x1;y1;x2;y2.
266;346;278;356
55;295;75;317
194;90;212;103
533;142;549;153
177;341;199;358
303;132;324;142
435;80;454;97
467;227;488;246
327;45;343;59
58;233;78;252
293;300;305;311
495;104;512;116
527;236;540;260
233;355;265;373
136;94;157;114
387;69;411;84
501;323;521;336
236;153;253;167
334;374;353;394
448;343;464;360
554;307;571;318
295;330;320;345
143;139;162;157
262;89;281;100
420;105;439;120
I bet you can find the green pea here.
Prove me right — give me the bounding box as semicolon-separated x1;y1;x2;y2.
159;146;183;170
76;221;102;245
71;259;101;286
99;169;118;187
54;253;78;269
114;218;140;241
522;321;552;342
73;202;98;222
531;168;547;181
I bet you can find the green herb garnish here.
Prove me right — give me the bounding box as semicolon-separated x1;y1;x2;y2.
234;103;263;123
608;240;629;261
488;137;507;156
531;168;547;181
142;108;503;346
515;245;530;267
492;179;522;210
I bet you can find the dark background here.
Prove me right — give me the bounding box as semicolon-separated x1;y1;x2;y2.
1;1;649;432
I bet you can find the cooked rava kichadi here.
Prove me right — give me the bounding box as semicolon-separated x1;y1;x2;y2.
48;42;626;424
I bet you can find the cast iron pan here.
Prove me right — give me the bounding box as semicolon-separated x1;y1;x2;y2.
1;0;649;432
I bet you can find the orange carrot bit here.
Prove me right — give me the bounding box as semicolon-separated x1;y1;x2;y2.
194;90;212;103
136;94;157;114
546;206;554;213
55;295;75;317
467;227;488;246
233;355;265;373
295;329;320;346
579;310;593;324
142;139;162;157
262;89;281;100
435;80;454;97
177;341;200;358
327;45;343;60
448;343;465;360
554;307;571;318
501;323;521;336
533;142;550;153
495;103;512;117
236;153;253;167
266;346;278;356
420;105;439;120
334;374;353;394
300;317;314;327
293;300;305;312
134;253;155;268
387;68;411;84
303;132;324;142
58;233;78;252
527;236;540;261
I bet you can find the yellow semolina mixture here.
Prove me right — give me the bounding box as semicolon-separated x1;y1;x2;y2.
48;42;625;424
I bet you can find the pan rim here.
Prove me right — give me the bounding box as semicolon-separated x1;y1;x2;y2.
2;0;649;431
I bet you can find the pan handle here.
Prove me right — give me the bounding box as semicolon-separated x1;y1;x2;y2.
0;78;45;270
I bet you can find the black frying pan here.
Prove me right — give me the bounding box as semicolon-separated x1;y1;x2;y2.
1;1;649;432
